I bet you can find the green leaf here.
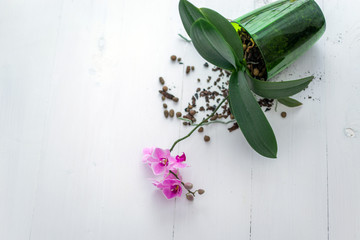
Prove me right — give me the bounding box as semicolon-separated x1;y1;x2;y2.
200;8;244;65
190;19;237;71
278;97;303;107
178;1;244;69
246;74;313;99
229;71;277;158
178;0;205;37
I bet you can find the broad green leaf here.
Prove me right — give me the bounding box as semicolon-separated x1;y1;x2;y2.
179;0;205;36
190;19;237;71
278;97;302;107
246;74;313;99
229;71;277;158
200;8;244;64
178;1;244;69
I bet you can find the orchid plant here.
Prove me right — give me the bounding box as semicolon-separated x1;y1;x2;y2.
178;0;316;158
144;0;323;200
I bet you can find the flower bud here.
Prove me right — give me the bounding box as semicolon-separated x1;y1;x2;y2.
186;193;194;201
197;189;205;195
184;182;193;190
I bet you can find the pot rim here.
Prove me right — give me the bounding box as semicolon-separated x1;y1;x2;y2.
231;21;269;80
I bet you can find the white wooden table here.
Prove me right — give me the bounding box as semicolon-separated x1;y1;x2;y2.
0;0;359;239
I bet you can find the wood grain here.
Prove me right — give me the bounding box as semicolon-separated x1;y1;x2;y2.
0;0;359;239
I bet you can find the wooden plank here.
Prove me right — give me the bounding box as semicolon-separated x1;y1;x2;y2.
324;0;360;239
0;1;64;239
26;0;179;239
249;1;329;239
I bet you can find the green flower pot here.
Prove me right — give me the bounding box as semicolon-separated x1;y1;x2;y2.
232;0;326;79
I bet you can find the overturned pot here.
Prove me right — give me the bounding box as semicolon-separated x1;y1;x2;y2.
232;0;326;79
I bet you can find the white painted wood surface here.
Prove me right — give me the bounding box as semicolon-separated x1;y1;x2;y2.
0;0;359;239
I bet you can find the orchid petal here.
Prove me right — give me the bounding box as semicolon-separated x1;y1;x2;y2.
153;148;170;159
163;188;176;199
170;162;188;170
151;163;165;175
176;153;186;162
142;147;155;164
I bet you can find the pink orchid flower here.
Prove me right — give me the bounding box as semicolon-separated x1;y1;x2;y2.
143;148;187;175
144;148;176;175
153;172;182;199
171;152;188;170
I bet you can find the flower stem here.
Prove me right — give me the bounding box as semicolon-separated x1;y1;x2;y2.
169;96;229;152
